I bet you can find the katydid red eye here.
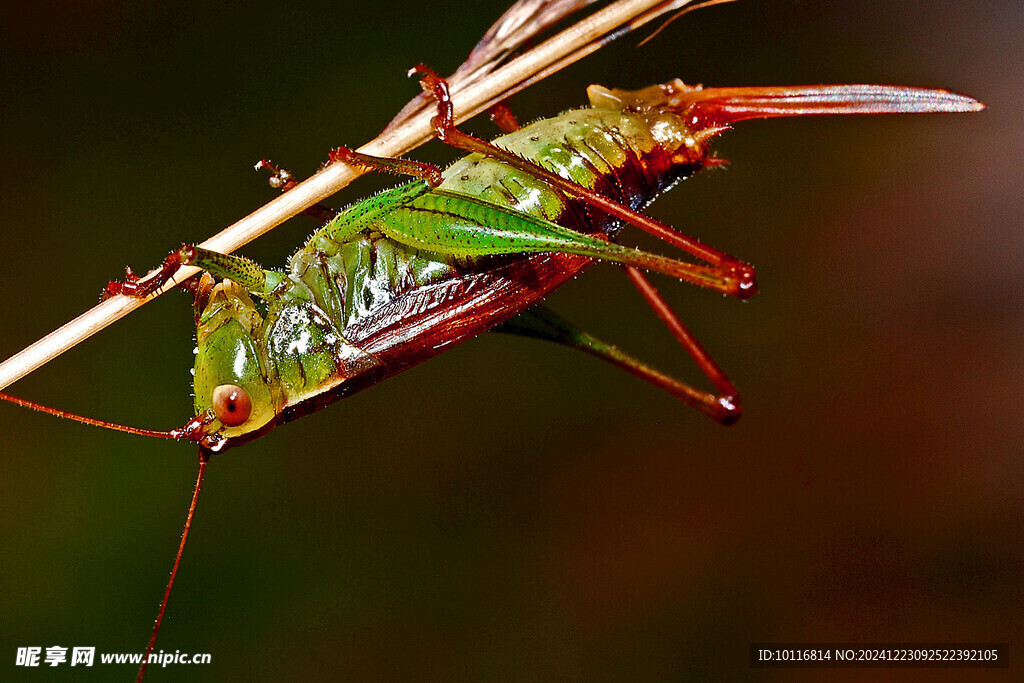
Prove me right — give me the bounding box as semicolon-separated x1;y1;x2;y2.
212;384;252;426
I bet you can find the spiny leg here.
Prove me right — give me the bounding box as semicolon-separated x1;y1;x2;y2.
493;304;738;424
104;157;321;302
262;154;444;221
327;145;444;187
409;64;756;299
103;249;188;300
104;245;279;301
318;143;752;289
104;157;339;302
323;184;755;291
178;245;278;294
297;148;734;288
116;148;444;301
311;117;745;290
623;265;740;421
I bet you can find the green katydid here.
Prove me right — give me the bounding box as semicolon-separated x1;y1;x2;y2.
0;62;982;680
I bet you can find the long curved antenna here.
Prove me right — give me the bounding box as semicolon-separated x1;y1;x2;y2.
638;0;738;47
136;451;211;682
0;391;185;440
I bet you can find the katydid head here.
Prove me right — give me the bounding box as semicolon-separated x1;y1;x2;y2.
191;281;278;450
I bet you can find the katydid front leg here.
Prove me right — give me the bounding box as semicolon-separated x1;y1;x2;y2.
102;249;188;300
103;155;335;303
103;245;280;300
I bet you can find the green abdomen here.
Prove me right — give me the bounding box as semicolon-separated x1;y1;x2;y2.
279;107;683;333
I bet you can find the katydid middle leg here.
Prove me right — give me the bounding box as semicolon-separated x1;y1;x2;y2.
493;303;739;424
622;265;740;421
255;159;338;224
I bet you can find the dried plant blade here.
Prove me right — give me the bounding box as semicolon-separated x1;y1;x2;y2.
386;0;599;133
0;0;695;393
386;0;697;132
461;0;600;74
456;0;702;116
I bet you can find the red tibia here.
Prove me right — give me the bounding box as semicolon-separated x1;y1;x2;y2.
328;145;444;188
680;85;984;128
410;64;757;299
624;266;741;424
102;249;183;301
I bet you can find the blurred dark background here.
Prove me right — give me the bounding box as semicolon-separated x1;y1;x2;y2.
0;0;1018;680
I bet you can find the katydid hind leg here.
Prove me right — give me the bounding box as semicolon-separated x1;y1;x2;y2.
374;189;750;294
493;304;739;424
317;149;751;287
409;64;757;299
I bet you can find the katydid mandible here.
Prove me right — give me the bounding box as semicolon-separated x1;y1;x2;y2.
1;65;982;678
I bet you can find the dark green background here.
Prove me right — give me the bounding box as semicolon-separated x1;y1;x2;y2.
1;0;1018;680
